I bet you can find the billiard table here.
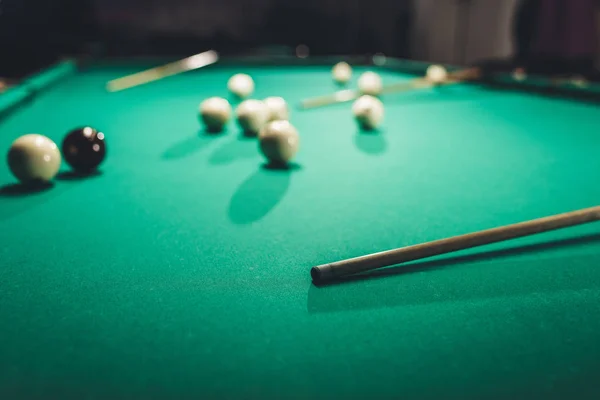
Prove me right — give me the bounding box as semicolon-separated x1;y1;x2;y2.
1;56;600;400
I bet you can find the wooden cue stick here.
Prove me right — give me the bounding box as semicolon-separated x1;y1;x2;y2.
299;67;479;110
299;78;435;109
311;205;600;282
106;50;219;92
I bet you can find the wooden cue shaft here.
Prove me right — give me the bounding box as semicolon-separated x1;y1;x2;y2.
300;67;478;110
311;205;600;282
300;79;432;109
106;50;218;92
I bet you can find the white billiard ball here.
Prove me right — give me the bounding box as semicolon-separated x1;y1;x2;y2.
199;97;232;131
258;120;299;164
426;65;448;84
352;95;384;130
7;134;61;183
358;71;383;96
571;75;588;88
264;96;289;122
235;99;269;135
227;73;254;99
512;67;527;82
332;61;352;85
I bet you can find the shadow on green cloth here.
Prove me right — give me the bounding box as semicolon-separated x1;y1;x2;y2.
0;181;54;197
209;134;260;166
0;181;72;223
161;129;223;160
228;162;301;225
55;170;103;182
355;129;387;155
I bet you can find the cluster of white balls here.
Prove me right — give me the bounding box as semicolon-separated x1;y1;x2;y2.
331;62;385;130
199;62;449;162
331;61;448;131
332;62;384;96
198;73;298;165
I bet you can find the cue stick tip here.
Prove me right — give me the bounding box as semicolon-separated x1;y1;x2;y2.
311;264;334;282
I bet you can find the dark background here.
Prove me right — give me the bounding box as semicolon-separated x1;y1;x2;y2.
0;0;599;79
0;0;413;78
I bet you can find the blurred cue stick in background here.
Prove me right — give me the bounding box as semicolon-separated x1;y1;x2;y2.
299;67;480;110
106;50;219;92
0;79;10;93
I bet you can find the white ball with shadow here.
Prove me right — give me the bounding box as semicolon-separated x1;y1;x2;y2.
258;120;299;165
264;96;289;122
358;71;383;96
235;99;269;136
426;65;448;84
332;61;352;84
199;97;232;131
7;134;61;183
228;73;254;99
352;95;384;130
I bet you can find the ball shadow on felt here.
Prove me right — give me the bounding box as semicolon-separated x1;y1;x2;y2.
261;161;302;172
0;181;61;223
354;128;387;155
0;181;54;197
56;170;103;182
208;133;259;165
228;164;299;225
162;129;221;160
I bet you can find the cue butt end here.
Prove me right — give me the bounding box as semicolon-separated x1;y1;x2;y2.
311;264;335;283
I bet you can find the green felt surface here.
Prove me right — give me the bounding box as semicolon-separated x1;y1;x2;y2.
1;61;600;400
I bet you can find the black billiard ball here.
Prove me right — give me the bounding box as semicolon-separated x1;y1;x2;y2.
62;127;106;172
